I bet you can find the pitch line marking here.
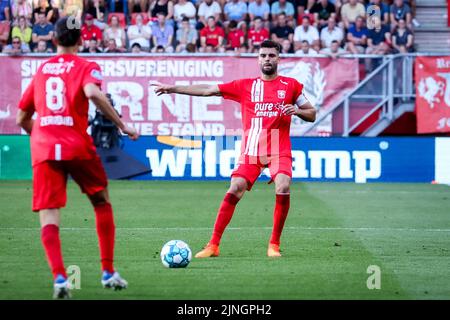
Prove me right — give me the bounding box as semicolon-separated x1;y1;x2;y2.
1;227;450;232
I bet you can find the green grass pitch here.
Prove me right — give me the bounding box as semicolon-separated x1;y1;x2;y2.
0;180;449;300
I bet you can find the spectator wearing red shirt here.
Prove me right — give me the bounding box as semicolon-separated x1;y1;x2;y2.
247;16;269;53
226;20;244;51
200;16;225;52
81;14;103;49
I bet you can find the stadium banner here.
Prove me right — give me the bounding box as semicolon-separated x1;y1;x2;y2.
415;56;450;134
121;136;436;183
0;135;32;179
2;136;448;184
0;55;359;136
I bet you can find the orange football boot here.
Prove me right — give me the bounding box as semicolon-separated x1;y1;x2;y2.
194;243;220;258
267;243;282;257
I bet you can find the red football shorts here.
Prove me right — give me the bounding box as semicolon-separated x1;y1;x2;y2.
231;155;293;191
32;156;108;212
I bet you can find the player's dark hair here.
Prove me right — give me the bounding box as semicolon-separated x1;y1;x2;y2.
55;17;81;47
260;40;281;53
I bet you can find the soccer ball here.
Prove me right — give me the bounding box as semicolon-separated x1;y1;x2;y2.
160;240;192;268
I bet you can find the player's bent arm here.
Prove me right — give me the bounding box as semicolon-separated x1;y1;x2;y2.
153;82;222;97
295;101;316;122
16;109;34;134
83;83;139;140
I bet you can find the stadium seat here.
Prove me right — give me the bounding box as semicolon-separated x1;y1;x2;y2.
107;13;127;28
130;13;150;25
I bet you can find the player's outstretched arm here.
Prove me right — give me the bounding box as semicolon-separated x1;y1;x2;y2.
83;83;139;140
151;81;222;97
281;102;316;122
16;110;34;134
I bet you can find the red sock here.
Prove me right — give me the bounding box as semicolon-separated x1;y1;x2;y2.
270;194;290;245
94;202;115;273
210;193;240;246
41;224;66;279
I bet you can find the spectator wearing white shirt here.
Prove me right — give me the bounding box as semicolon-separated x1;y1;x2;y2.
320;17;343;48
197;0;222;29
295;40;319;56
127;13;152;51
174;0;196;28
294;15;320;52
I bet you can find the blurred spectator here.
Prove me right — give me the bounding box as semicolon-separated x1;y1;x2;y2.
84;0;107;30
280;38;294;53
392;18;414;53
103;14;126;52
155;44;165;52
12;15;32;45
271;0;295;26
366;0;390;27
128;0;148;14
175;16;197;52
32;12;54;50
271;13;294;45
104;38;121;53
295;0;315;16
248;0;270;23
340;0;365;30
151;11;174;52
237;43;248;54
81;13;103;48
2;35;30;54
0;0;11;22
310;0;336;29
225;20;244;50
82;37;102;53
63;0;83;20
173;0;196;27
200;15;224;52
0;19;10;49
33;0;53;23
197;0;222;30
346;15;368;54
127;12;151;50
366;15;391;54
293;15;319;51
320;39;346;58
131;42;142;53
224;0;248;26
149;0;174;25
247;16;269;52
108;0;126;14
185;42;196;53
320;16;343;48
295;39;319;55
390;0;412;31
12;0;33;23
34;38;52;52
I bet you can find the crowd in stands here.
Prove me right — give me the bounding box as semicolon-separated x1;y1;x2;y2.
0;0;419;56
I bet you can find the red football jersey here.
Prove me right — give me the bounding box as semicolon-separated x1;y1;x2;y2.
200;26;225;47
18;54;103;166
247;28;270;47
219;76;305;158
227;29;244;48
81;24;103;42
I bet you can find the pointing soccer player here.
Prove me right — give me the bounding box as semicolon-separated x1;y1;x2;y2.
16;17;139;299
153;40;316;258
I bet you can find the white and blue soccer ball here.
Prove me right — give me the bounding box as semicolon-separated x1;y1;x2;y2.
160;240;192;268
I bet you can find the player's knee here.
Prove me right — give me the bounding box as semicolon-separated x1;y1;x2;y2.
228;181;247;197
89;190;110;206
276;183;290;194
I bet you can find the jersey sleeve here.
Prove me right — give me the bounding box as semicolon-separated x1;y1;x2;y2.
292;79;309;107
82;62;103;88
218;80;242;103
18;78;35;113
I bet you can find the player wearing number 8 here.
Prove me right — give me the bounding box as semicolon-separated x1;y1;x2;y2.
16;17;139;299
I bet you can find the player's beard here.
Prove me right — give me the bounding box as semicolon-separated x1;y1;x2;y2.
261;63;277;76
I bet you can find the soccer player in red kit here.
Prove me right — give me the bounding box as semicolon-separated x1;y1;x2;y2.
16;17;139;299
153;40;316;258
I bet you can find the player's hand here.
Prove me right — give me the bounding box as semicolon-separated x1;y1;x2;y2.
122;125;139;141
151;81;174;96
281;104;299;116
